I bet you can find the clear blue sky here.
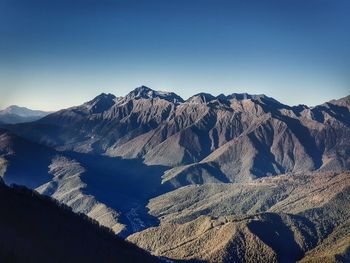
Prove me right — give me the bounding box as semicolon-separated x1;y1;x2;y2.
0;0;349;110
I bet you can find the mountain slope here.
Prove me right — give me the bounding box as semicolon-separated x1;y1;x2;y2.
0;179;158;263
148;171;349;224
128;171;350;263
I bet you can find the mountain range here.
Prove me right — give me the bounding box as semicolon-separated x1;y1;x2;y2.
0;86;349;262
0;105;50;124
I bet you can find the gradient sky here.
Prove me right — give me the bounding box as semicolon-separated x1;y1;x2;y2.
0;0;349;110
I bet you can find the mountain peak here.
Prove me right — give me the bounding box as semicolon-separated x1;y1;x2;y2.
0;105;50;124
0;105;48;117
125;86;184;103
85;93;116;114
126;86;154;99
4;105;25;111
93;93;116;101
224;93;279;103
327;95;350;108
186;93;216;104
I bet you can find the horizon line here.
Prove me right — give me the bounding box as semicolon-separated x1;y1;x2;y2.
1;85;349;112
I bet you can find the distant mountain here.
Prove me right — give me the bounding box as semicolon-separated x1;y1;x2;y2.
0;105;50;124
0;178;158;263
0;86;349;263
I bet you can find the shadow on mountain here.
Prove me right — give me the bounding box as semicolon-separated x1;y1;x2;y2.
162;162;231;190
247;213;306;263
258;104;324;170
64;151;170;236
335;247;350;263
0;180;159;263
1;130;55;189
248;132;286;176
316;104;350;126
280;116;323;169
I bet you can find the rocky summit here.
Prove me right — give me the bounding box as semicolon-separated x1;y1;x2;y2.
0;86;349;262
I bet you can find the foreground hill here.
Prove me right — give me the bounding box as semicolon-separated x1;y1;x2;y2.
0;178;158;263
128;171;350;263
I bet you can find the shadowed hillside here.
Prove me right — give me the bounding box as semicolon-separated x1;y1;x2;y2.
0;129;169;235
0;179;159;263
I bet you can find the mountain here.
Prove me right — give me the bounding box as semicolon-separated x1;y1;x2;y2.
0;105;50;124
7;86;349;180
0;178;158;263
0;86;349;262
